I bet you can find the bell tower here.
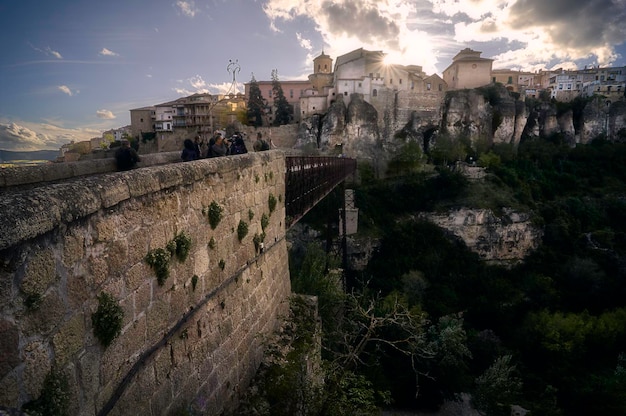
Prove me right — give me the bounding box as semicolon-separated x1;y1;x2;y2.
309;50;334;91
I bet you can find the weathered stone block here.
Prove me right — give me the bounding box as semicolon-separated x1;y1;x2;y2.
22;341;51;399
52;313;86;366
0;319;19;379
20;247;56;296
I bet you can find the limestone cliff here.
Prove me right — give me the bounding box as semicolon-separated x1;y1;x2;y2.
295;85;626;160
421;208;543;266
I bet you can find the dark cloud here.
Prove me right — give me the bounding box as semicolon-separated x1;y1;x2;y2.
509;0;626;49
321;0;401;49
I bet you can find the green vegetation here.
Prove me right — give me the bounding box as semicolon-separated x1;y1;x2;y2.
91;292;124;348
22;369;70;416
261;213;270;232
278;136;626;415
145;247;171;285
206;201;223;230
268;193;277;214
247;75;265;127
271;69;293;126
237;220;249;242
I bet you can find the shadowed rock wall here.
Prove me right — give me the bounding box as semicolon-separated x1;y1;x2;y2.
0;151;291;415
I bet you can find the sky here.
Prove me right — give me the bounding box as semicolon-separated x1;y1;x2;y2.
1;0;625;151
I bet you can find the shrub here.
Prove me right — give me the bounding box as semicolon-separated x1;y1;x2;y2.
22;369;70;416
91;292;124;347
237;220;249;242
268;193;277;214
146;247;170;285
207;201;223;229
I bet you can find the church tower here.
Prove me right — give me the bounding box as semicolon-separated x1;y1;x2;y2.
308;50;334;91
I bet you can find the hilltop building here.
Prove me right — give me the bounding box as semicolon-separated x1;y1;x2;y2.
443;48;493;90
128;47;625;147
129;93;246;140
243;79;312;124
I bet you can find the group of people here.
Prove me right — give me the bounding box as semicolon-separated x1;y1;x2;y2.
113;131;273;171
181;131;272;162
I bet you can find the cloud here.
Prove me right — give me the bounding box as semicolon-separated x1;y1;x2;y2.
48;47;63;59
296;33;312;50
96;109;116;119
175;0;198;17
99;48;119;57
58;85;74;96
0;121;99;151
29;43;63;59
264;0;626;74
173;74;242;96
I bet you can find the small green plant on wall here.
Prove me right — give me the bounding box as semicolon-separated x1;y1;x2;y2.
206;201;223;230
237;220;249;242
145;247;170;285
268;193;277;214
248;209;255;221
261;213;270;232
208;237;216;249
171;231;192;262
92;292;124;348
219;259;226;270
22;368;70;416
191;275;199;291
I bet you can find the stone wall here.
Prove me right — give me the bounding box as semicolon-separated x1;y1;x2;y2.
0;151;292;415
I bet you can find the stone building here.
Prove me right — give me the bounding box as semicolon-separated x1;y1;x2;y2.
443;48;493;90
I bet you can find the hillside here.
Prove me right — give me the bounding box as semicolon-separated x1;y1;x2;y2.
0;149;58;163
270;135;626;416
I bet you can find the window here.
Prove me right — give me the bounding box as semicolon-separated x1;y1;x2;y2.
358;82;362;88
399;79;402;85
439;84;443;91
607;86;612;92
508;76;513;84
427;83;431;91
290;89;293;98
140;118;144;122
269;90;272;97
324;64;327;70
411;81;414;90
373;89;377;97
492;77;496;83
344;92;348;96
567;84;572;90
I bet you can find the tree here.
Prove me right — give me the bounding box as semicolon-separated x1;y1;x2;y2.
271;69;292;126
473;355;522;416
247;74;265;127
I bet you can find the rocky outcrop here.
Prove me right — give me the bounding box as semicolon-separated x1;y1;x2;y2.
422;208;543;266
296;83;626;161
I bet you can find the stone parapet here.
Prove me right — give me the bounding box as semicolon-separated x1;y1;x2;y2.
0;151;291;415
0;151;182;189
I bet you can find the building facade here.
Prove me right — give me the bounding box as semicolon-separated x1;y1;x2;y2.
443;48;493;90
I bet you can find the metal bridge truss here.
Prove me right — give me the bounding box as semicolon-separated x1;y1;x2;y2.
285;156;357;228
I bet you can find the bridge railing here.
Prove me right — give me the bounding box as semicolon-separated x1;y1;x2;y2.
285;156;357;227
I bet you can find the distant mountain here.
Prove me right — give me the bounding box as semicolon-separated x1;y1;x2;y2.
0;149;59;163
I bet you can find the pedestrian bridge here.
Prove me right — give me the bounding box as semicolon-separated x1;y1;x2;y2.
0;151;355;415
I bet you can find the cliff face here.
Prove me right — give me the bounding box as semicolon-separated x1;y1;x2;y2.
295;86;626;160
422;208;543;266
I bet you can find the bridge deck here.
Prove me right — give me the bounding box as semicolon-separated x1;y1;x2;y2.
285;156;357;228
